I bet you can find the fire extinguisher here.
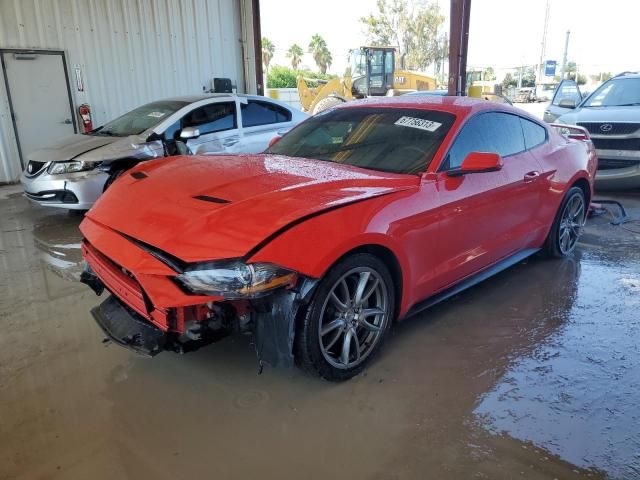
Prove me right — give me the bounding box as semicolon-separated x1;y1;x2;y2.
78;103;93;133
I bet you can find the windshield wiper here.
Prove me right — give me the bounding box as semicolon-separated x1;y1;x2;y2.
611;103;640;107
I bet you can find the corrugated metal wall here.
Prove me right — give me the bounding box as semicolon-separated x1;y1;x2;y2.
0;0;252;183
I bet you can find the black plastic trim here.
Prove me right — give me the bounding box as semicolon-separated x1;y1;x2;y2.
405;248;540;319
193;195;230;204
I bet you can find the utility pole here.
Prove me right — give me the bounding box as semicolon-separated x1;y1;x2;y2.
560;30;570;80
538;0;551;81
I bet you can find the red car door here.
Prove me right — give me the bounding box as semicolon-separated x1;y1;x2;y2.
430;111;543;290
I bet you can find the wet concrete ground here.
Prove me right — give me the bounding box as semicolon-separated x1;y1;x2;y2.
1;185;639;479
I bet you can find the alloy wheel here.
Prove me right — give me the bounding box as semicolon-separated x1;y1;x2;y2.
318;267;390;369
558;192;585;254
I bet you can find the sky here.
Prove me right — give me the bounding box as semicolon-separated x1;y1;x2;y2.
260;0;640;78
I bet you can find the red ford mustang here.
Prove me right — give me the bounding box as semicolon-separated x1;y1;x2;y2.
79;97;597;381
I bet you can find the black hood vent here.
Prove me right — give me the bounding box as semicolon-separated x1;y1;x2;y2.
193;195;231;204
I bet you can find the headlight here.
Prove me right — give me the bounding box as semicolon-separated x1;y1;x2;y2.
175;260;297;299
48;160;100;175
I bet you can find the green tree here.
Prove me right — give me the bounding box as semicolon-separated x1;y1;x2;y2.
308;34;333;74
262;37;275;73
521;67;536;87
483;66;496;81
576;73;587;85
267;65;335;89
286;44;304;70
564;61;577;80
360;0;444;71
502;73;517;89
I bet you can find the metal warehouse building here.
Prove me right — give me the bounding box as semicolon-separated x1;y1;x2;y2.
0;0;262;184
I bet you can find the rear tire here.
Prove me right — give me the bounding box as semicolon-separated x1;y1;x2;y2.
543;186;586;257
295;253;395;381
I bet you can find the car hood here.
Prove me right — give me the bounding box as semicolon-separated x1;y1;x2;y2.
28;134;119;162
27;133;157;163
84;154;417;263
557;105;640;125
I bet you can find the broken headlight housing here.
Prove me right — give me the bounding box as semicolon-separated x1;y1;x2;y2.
175;260;297;299
48;160;101;175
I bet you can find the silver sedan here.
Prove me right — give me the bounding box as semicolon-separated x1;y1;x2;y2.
21;94;308;209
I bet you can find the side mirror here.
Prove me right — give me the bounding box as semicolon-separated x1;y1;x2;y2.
268;135;282;149
447;152;503;177
558;98;578;109
180;126;200;140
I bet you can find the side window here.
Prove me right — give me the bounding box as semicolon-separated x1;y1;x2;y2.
182;102;236;134
445;112;526;169
520;117;547;149
241;100;292;128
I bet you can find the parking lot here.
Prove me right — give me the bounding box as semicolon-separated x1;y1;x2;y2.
1;186;638;479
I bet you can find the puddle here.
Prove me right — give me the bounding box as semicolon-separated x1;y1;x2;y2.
474;255;640;479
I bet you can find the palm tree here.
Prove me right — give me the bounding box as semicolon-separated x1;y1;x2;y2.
286;44;304;70
308;34;332;74
262;37;275;72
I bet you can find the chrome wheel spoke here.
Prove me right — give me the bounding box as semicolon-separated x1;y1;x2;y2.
351;328;361;362
340;328;353;365
361;307;384;317
321;318;344;337
353;271;371;305
324;328;342;350
330;291;347;311
360;278;379;305
360;319;381;332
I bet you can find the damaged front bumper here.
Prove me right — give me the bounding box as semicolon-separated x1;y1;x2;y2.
80;254;317;368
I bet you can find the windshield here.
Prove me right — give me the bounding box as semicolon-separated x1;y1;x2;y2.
583;78;640;107
95;100;189;137
267;107;456;174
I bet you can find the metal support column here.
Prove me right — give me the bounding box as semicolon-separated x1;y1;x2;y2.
448;0;472;96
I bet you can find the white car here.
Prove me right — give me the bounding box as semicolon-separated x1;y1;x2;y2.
21;94;308;210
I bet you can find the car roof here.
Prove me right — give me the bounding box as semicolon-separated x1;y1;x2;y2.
158;93;269;104
338;95;510;116
613;71;640;79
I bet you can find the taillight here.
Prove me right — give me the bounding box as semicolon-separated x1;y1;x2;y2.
550;123;590;141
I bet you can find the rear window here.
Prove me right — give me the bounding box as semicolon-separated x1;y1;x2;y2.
267;107;456;174
520;117;547;149
241;100;291;127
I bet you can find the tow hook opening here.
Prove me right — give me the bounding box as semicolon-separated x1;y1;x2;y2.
80;265;104;296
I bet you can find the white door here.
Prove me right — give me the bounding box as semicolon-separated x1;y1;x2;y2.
180;101;243;155
2;52;75;164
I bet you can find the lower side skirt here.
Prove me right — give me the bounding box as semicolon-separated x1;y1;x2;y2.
405;248;540;318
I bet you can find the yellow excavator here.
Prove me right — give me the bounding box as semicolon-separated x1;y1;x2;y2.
297;46;438;114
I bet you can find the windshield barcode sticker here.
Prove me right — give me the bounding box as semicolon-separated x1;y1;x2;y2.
147;111;166;118
394;116;442;132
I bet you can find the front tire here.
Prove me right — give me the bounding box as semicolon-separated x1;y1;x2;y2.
295;253;395;381
543;186;586;257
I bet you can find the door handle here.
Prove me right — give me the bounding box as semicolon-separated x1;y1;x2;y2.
61;119;72;124
524;171;541;183
222;138;239;147
276;129;289;136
